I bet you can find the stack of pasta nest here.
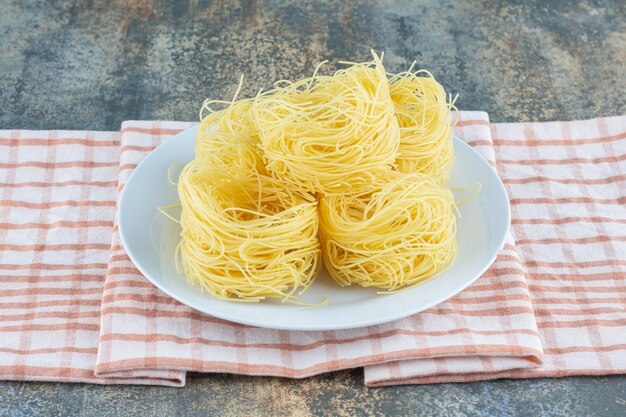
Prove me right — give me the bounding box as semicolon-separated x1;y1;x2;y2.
177;52;458;303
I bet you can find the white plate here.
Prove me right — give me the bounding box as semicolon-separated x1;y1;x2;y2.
119;126;510;331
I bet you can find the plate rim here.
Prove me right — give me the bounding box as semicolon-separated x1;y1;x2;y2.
119;126;511;331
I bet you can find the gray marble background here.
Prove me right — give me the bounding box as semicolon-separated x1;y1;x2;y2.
1;0;625;415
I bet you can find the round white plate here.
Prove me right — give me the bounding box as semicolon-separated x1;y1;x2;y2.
119;126;510;331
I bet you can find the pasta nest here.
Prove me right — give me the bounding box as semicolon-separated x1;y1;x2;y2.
178;160;320;302
319;172;457;291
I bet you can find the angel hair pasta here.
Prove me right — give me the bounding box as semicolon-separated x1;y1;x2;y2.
177;159;320;302
195;91;266;176
389;67;456;184
319;172;457;291
253;51;400;195
168;52;461;303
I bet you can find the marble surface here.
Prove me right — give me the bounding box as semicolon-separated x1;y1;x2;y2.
0;0;625;415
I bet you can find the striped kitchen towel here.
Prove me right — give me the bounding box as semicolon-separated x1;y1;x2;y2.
0;113;624;386
366;113;626;385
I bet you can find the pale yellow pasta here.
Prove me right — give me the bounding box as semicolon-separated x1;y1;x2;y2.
177;159;320;302
319;172;457;291
170;54;460;303
253;51;400;195
389;68;455;184
195;97;266;176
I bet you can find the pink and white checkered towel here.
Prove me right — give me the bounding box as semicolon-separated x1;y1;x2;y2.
1;112;624;386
